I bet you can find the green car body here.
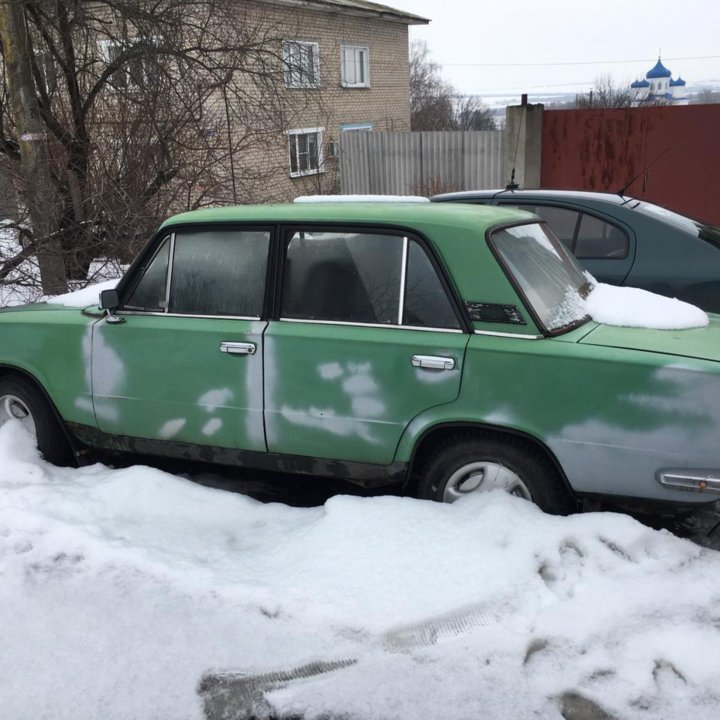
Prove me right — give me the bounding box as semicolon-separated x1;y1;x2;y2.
1;202;719;512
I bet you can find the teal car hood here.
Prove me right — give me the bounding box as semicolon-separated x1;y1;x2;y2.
579;315;720;363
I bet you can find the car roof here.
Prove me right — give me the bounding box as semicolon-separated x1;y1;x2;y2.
160;201;534;233
432;189;633;206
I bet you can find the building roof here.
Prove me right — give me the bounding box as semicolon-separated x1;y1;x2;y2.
259;0;429;24
631;79;650;89
646;58;672;79
670;77;687;87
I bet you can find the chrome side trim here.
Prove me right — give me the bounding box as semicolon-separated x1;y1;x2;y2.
278;317;463;333
163;232;176;311
397;236;408;325
474;330;543;340
118;310;263;321
657;470;720;494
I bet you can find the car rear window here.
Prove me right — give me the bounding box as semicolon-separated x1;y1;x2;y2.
490;223;590;333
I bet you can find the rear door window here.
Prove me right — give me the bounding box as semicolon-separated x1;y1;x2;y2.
280;230;461;329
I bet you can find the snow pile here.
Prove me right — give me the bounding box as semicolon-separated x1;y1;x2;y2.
0;422;720;720
1;420;720;719
586;283;709;330
46;278;119;308
294;194;429;203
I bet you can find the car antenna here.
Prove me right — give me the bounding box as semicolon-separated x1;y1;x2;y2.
505;95;526;191
617;146;670;202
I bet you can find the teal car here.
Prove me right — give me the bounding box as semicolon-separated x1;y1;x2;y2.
432;189;720;314
0;202;719;514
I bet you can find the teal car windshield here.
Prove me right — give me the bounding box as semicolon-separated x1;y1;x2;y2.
491;222;591;333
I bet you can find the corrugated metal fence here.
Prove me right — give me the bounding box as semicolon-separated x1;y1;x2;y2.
339;130;505;196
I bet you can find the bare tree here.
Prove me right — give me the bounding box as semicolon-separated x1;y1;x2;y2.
691;88;720;105
0;0;314;298
409;40;495;131
452;95;496;131
575;74;635;109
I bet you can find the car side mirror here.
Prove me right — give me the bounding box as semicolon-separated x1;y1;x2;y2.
99;289;125;324
99;289;119;311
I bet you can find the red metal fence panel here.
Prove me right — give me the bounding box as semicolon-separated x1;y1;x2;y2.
541;105;720;224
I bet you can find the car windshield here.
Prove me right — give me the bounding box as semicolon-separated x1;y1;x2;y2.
631;200;720;250
490;222;591;333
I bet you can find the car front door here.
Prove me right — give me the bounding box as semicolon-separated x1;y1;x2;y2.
263;227;469;465
91;225;270;452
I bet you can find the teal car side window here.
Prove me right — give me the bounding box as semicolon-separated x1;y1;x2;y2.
498;202;628;259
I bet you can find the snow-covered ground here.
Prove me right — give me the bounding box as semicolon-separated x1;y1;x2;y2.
2;420;720;720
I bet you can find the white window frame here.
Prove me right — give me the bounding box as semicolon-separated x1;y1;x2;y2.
99;37;158;90
341;123;373;132
341;45;370;88
283;40;320;89
286;127;325;178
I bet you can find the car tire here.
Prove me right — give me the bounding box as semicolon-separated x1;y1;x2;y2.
416;433;576;514
0;375;74;466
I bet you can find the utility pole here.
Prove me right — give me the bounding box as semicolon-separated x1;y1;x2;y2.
0;0;67;294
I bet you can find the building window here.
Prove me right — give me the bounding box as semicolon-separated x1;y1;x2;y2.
287;127;324;177
341;122;374;132
99;38;158;90
341;45;370;87
283;40;320;88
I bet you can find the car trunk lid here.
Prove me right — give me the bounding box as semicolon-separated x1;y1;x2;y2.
578;315;720;362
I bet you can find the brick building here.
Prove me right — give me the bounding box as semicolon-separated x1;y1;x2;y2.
238;0;428;200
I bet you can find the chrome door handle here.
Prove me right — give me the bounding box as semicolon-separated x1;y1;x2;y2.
411;354;456;371
220;341;256;355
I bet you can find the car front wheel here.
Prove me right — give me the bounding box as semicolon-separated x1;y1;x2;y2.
416;433;576;514
0;376;74;465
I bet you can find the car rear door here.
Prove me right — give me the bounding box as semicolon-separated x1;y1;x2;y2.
91;225;270;451
263;227;469;465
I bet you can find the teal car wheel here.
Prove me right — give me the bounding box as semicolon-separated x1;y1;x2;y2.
0;376;73;465
417;434;576;514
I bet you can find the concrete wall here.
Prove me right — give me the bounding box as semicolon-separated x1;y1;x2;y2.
541;104;720;224
504;103;543;189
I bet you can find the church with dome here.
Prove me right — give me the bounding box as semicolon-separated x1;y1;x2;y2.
630;57;689;105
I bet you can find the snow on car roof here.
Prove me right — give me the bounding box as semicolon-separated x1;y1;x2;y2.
294;194;430;203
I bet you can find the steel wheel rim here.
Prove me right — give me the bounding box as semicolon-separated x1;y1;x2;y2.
0;393;37;437
442;461;532;503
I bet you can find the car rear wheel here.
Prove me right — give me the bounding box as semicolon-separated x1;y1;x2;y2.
416;433;576;514
0;376;74;465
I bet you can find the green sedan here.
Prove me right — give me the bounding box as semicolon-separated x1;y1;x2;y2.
0;202;718;515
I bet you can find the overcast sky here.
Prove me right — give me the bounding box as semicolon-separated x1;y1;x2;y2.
387;0;720;100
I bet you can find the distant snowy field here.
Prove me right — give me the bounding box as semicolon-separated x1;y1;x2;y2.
1;421;720;720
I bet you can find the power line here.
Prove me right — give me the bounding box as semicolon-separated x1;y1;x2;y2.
442;54;720;68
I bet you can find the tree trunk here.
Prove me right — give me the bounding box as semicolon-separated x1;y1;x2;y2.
0;0;67;294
